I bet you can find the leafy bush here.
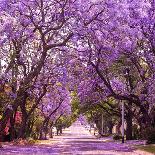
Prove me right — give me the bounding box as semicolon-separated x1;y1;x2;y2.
113;134;122;140
142;127;155;144
27;139;36;145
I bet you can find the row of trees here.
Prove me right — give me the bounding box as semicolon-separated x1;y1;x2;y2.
0;79;73;140
0;0;76;141
0;0;155;142
76;0;155;141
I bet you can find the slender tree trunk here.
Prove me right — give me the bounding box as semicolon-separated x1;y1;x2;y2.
18;92;28;138
108;120;113;134
44;120;49;140
27;120;34;137
39;129;44;140
60;126;62;134
9;112;16;140
125;102;133;140
126;113;132;140
50;125;53;138
116;120;122;135
56;128;59;136
39;119;48;140
18;115;28;139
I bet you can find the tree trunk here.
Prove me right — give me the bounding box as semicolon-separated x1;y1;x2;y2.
18;115;27;139
44;121;49;140
126;113;132;140
108;121;113;134
39;130;44;140
9;112;17;140
39;127;43;140
27;120;34;137
18;92;28;139
50;128;53;138
60;126;62;134
116;120;122;135
49;122;53;138
39;119;49;140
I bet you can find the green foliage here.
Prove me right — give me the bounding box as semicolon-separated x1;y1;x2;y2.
53;91;80;129
142;127;155;144
55;116;73;129
71;91;80;117
0;91;12;113
31;114;43;139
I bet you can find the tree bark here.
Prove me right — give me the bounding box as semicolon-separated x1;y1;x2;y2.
9;111;17;140
108;120;114;134
50;122;53;138
18;92;28;139
126;113;133;140
39;119;49;140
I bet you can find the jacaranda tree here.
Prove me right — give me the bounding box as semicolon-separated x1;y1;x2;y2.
0;0;155;142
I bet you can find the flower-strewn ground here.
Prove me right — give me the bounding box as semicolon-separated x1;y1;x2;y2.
0;121;153;155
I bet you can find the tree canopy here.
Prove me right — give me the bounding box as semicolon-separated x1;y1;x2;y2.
0;0;155;141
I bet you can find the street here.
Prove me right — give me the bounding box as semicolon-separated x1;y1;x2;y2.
0;121;151;155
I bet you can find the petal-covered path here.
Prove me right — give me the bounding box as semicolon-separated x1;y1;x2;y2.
0;121;151;155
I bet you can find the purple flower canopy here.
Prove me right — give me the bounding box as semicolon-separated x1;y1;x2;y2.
0;0;154;132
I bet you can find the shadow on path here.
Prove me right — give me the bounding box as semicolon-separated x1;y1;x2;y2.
0;121;138;155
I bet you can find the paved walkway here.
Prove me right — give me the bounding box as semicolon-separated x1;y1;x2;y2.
0;121;152;155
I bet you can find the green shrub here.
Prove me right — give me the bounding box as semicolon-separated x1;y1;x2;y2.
28;139;36;145
142;127;155;144
113;134;122;140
